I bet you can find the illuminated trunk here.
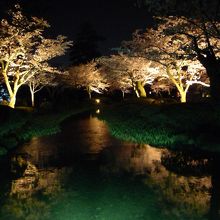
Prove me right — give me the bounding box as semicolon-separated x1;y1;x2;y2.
134;87;140;98
179;91;187;103
166;66;188;103
8;83;19;108
87;86;92;99
134;81;146;98
8;94;16;108
31;90;35;107
2;70;15;108
122;90;125;99
29;84;35;107
2;67;20;108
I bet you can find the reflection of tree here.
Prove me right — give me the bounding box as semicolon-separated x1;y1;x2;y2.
0;153;72;220
10;155;72;197
209;158;220;220
144;150;211;219
101;144;211;219
101;144;163;175
1;197;51;220
146;172;210;219
161;151;211;176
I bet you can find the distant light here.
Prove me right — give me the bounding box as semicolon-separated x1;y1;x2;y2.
95;99;100;104
96;109;100;114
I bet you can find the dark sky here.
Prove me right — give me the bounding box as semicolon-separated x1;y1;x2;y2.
0;0;152;64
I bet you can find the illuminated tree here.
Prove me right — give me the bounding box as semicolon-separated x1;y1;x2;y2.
66;61;108;99
151;77;175;97
99;54;161;98
99;63;130;99
0;5;72;108
123;27;209;102
27;72;58;107
136;0;220;101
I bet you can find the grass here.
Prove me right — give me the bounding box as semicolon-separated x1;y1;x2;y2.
0;102;93;156
99;99;220;152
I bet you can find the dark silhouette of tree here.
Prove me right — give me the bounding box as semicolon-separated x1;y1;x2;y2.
0;0;51;17
70;22;104;65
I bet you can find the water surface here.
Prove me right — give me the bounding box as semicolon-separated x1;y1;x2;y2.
0;114;219;220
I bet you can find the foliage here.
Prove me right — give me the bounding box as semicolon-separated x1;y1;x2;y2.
137;0;220;101
0;4;72;108
122;25;210;102
99;54;161;97
66;61;108;98
28;72;58;107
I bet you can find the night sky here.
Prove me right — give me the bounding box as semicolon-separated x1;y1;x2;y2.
0;0;152;64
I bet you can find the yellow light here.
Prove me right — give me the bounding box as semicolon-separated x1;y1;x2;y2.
96;109;100;114
95;99;100;104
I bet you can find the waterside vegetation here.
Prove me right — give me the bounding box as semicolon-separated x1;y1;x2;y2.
99;99;220;152
0;103;92;156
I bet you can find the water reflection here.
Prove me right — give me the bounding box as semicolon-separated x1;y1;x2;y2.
0;115;219;220
101;144;212;219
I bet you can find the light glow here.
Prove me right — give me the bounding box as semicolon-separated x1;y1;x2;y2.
95;99;100;104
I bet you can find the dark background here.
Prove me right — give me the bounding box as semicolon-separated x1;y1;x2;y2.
0;0;152;64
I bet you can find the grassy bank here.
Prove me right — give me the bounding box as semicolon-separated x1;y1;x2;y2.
0;103;92;156
99;99;220;152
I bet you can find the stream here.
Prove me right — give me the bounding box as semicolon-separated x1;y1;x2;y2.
0;114;219;220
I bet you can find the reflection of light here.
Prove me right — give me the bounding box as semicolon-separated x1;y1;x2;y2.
82;117;109;154
96;109;100;114
95;99;100;104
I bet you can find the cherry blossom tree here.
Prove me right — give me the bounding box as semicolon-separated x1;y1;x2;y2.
99;54;161;98
66;61;108;99
0;5;72;108
151;77;175;97
156;16;219;101
27;71;58;107
135;0;220;101
123;27;210;102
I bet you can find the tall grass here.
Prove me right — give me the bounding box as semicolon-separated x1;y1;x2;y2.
99;100;220;152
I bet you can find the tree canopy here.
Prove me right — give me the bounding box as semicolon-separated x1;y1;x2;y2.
130;0;220;101
0;4;72;108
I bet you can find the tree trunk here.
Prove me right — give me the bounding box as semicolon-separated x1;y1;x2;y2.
198;56;220;102
179;91;187;103
135;81;147;98
87;86;92;99
8;94;16;108
134;87;140;98
122;90;125;99
31;90;35;107
208;73;220;102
